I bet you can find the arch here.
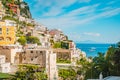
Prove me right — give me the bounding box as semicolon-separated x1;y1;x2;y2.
6;37;11;41
0;37;4;41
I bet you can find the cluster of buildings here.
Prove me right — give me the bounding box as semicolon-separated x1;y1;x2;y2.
0;0;87;80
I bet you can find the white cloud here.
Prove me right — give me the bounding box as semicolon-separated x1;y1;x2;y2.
32;0;120;31
36;7;120;29
32;0;92;17
33;0;77;16
62;4;99;17
83;32;101;37
29;0;120;43
42;7;62;16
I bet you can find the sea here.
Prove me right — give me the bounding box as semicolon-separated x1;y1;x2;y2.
76;43;114;57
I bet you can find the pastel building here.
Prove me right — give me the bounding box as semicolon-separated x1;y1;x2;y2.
33;26;50;48
0;21;16;45
0;55;10;73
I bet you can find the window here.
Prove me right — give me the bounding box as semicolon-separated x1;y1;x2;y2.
0;28;2;34
35;56;38;58
0;16;2;20
6;37;11;41
24;57;26;60
6;28;9;35
0;37;4;41
31;58;33;61
31;51;33;53
40;51;43;53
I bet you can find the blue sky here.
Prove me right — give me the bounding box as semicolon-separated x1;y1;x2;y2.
24;0;120;43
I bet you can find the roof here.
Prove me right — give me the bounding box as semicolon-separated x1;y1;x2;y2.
49;29;62;36
104;76;120;80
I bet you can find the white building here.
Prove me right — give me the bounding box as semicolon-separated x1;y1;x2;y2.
40;34;51;48
19;16;26;21
5;20;17;27
26;18;34;24
0;55;10;73
34;24;47;32
33;26;51;48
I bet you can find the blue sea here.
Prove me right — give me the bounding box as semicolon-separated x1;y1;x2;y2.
76;43;114;57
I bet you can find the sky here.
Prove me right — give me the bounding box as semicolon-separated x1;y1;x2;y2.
24;0;120;43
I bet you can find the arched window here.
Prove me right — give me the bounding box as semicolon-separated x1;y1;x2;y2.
0;37;4;41
6;37;11;41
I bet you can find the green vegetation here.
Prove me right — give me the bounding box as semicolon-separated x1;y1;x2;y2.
18;36;27;45
26;36;41;45
12;64;47;80
19;21;27;28
53;42;61;48
71;42;120;80
84;42;120;79
0;73;12;79
58;68;76;80
17;36;41;45
20;2;32;18
57;59;71;63
1;0;32;18
77;57;92;78
2;16;18;23
53;41;69;49
61;41;69;49
77;57;89;65
27;23;34;27
16;30;24;37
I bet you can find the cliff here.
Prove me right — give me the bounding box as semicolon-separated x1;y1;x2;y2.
1;0;32;18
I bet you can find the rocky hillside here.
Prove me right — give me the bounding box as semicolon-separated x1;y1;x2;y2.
1;0;32;18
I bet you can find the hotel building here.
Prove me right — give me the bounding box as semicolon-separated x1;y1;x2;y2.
0;21;16;45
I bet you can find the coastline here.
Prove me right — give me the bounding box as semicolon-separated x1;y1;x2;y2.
76;43;114;57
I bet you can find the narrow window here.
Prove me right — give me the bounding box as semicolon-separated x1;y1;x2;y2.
31;51;33;53
0;28;2;34
6;28;9;35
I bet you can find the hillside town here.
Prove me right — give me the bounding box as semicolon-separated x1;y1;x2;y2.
0;0;88;80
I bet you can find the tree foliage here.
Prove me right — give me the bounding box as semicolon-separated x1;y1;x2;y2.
18;36;27;45
57;58;71;63
84;42;120;79
53;41;69;49
58;68;76;80
53;42;61;48
12;64;47;80
26;36;41;45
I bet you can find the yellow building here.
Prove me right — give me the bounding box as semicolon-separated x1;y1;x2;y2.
0;21;16;45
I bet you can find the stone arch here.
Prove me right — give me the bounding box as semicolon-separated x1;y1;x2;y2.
6;37;11;41
0;37;4;41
